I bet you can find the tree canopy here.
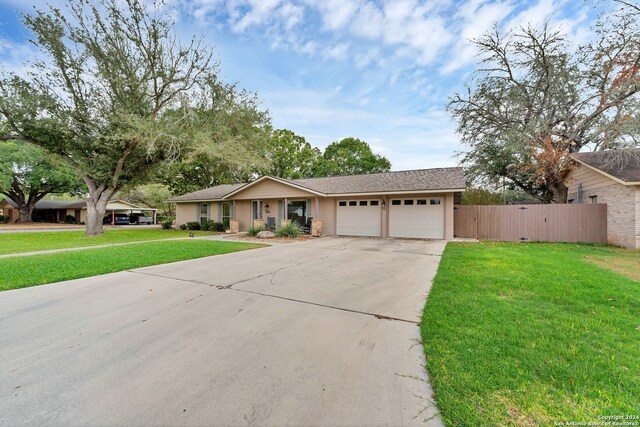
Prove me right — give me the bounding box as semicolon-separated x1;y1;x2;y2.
0;142;84;222
262;129;321;179
0;0;269;234
312;137;391;177
449;4;640;203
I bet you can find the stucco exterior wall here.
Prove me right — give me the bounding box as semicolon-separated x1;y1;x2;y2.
176;202;197;225
566;166;639;248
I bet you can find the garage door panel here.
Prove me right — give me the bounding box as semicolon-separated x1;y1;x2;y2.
389;198;444;239
336;201;381;237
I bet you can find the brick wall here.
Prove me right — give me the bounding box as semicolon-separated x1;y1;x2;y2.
569;183;639;249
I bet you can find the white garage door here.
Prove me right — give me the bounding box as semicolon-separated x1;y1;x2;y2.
389;198;444;239
336;200;382;237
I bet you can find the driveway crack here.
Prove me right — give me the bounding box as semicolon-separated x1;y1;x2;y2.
125;269;419;324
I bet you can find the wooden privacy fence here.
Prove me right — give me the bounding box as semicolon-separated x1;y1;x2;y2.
454;204;607;243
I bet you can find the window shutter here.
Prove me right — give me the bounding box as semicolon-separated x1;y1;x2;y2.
217;202;222;222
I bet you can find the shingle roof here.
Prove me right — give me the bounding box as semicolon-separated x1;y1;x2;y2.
572;148;640;183
168;167;466;202
291;168;466;194
3;198;150;210
167;183;246;202
3;199;81;209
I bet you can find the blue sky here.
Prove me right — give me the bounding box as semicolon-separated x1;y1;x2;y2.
0;0;603;170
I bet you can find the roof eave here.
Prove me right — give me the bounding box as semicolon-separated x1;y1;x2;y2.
168;198;225;203
325;188;466;197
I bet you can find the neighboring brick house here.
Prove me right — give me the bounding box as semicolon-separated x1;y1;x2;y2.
565;149;640;249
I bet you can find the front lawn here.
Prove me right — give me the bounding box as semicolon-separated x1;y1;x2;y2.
0;229;218;255
0;240;264;291
421;242;640;426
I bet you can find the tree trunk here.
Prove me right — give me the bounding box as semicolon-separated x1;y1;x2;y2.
84;184;113;237
18;204;35;223
548;181;568;204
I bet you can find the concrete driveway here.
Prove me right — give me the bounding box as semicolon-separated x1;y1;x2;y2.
0;237;445;426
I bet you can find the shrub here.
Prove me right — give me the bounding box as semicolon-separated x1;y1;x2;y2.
179;224;187;230
161;219;173;230
209;221;226;232
185;221;201;230
63;215;77;224
275;222;302;238
246;225;264;237
0;215;8;224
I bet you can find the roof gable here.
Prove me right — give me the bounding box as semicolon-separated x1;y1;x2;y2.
571;149;640;185
222;176;325;199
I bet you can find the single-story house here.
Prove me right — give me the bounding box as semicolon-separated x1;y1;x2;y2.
168;167;466;239
0;198;157;224
565;148;640;249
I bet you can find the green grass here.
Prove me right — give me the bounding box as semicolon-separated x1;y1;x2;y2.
0;240;264;291
421;242;640;426
0;229;219;255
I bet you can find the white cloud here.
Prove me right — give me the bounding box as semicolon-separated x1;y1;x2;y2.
323;42;349;60
441;0;514;74
307;0;361;31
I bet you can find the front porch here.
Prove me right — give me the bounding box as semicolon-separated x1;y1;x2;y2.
236;197;323;236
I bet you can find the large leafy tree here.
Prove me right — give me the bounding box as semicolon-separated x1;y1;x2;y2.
0;142;84;222
312;137;391;177
118;184;174;217
0;0;268;235
448;4;640;203
263;129;321;179
160;158;256;196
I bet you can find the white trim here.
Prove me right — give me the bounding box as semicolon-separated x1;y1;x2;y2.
328;188;465;197
222;175;326;199
573;158;640;186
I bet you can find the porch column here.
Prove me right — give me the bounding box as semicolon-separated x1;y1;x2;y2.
258;200;261;220
284;198;288;219
111;210;115;226
232;200;236;219
153;210;157;224
314;197;319;218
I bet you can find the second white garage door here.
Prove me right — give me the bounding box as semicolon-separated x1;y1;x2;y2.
336;200;381;237
389;197;444;239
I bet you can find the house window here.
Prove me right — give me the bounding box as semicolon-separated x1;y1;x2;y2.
430;199;441;205
222;202;232;224
252;200;262;220
199;203;209;224
359;201;368;206
417;199;427;205
339;201;347;207
404;199;414;205
577;183;584;204
391;200;401;206
370;200;379;206
349;201;357;206
589;195;598;204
